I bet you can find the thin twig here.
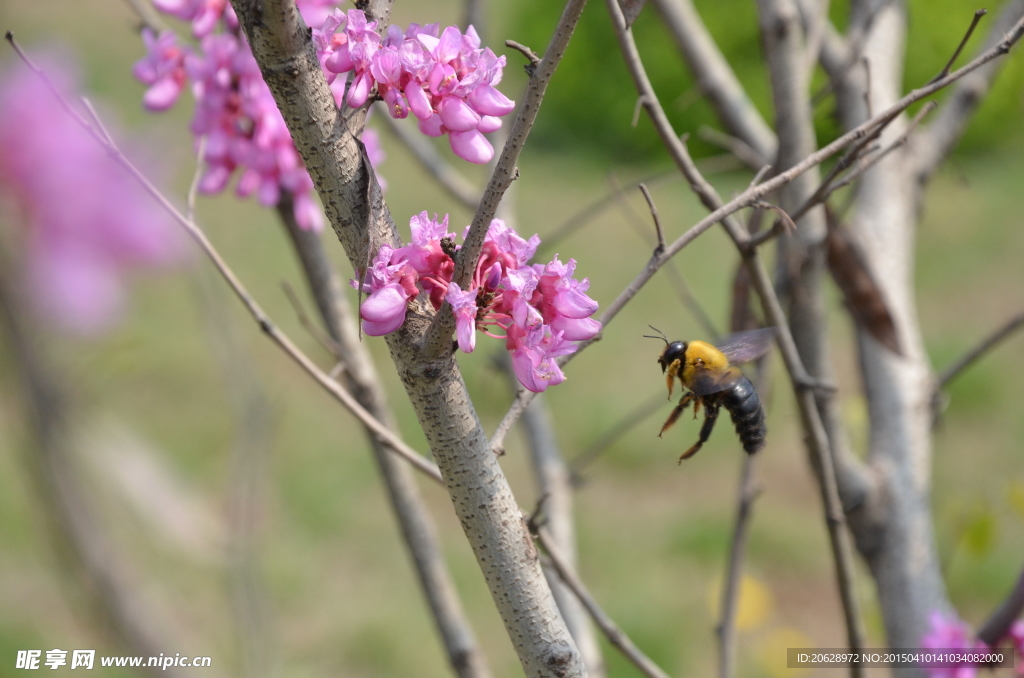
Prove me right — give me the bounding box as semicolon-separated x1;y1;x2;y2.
827;102;936;195
717;454;761;678
569;390;667;480
745;201;797;251
538;171;679;255
748;163;772;190
698;125;768;171
535;527;673;678
187;136;207;223
977;563;1024;645
791;101;935;222
4;34;444;486
637;183;666;253
505;39;541;67
930;9;989;84
280;280;344;358
862;56;873;118
938;309;1024;388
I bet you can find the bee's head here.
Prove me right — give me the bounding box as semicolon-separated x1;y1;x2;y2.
645;327;687;373
658;341;687;373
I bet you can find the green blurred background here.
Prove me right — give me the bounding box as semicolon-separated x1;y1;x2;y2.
0;0;1022;676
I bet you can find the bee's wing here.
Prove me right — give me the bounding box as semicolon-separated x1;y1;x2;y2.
715;327;776;364
689;364;745;397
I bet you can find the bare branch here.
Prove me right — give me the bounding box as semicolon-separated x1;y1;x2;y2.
930;9;989;84
637;183;666;253
824;101;936;196
651;0;777;162
505;39;541;67
610;0;865;659
535;527;673;678
498;358;605;678
977;563;1024;646
717;455;761;678
569;390;666;479
938;308;1024;389
538;170;679;255
698;126;768;171
912;0;1024;180
280;279;344;358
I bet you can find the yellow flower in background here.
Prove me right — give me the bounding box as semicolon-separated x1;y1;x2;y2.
755;626;814;678
707;574;773;631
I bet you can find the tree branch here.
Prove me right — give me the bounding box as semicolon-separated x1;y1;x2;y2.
652;0;777;163
937;308;1024;389
277;199;491;678
911;0;1024;182
976;563;1024;646
229;2;587;674
717;455;761;678
535;527;672;678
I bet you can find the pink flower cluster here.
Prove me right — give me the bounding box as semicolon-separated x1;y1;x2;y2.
132;1;386;232
921;613;1024;678
314;10;515;164
352;213;601;392
0;58;182;335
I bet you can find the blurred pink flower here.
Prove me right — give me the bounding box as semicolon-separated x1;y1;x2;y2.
921;612;988;678
0;56;183;335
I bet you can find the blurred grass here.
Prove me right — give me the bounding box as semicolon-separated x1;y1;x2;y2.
0;1;1023;677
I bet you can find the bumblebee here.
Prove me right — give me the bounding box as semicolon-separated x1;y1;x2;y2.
646;327;773;462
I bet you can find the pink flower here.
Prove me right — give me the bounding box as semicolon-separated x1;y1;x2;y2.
509;327;577;393
132;29;189;111
352;244;418;335
446;282;478;352
0;56;183;335
315;11;516;163
921;612;987;678
351;215;600;391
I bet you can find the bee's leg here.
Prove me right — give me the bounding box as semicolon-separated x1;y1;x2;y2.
679;403;720;463
665;359;681;399
692;397;702;420
659;392;694;437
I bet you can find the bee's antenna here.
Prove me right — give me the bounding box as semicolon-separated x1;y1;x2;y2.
643;325;669;345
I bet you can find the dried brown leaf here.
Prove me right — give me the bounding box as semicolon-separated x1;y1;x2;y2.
825;209;902;355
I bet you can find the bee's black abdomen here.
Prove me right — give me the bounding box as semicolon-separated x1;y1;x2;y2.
722;376;766;454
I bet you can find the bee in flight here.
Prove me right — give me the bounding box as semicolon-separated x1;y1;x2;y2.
645;327;774;462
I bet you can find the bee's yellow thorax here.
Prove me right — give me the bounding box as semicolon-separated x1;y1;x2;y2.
682;340;730;389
